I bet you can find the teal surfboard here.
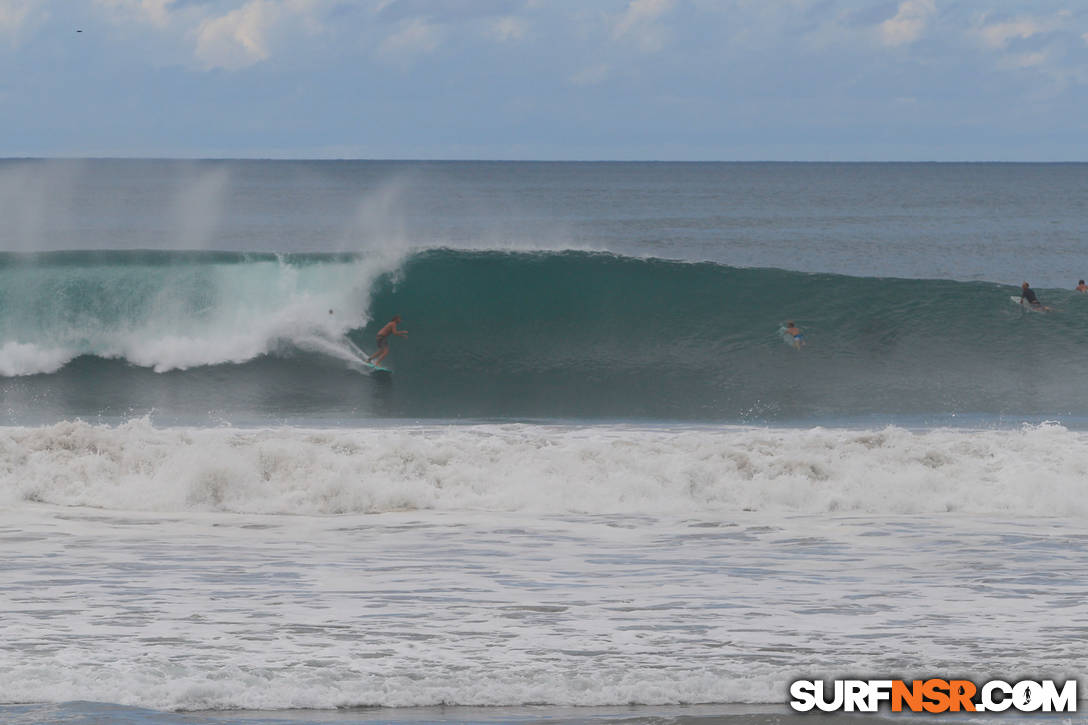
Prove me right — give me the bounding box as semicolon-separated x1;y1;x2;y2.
354;348;391;373
359;359;391;373
349;338;392;372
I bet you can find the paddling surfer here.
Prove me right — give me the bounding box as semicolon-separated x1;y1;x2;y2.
784;321;805;349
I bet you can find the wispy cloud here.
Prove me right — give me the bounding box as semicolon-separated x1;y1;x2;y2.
95;0;329;70
612;0;675;53
878;0;934;47
968;10;1078;85
0;0;34;38
377;0;520;25
490;15;527;43
95;0;177;28
1009;50;1048;69
570;63;610;86
6;0;1088;159
377;17;440;66
195;0;279;70
191;0;329;70
974;13;1065;50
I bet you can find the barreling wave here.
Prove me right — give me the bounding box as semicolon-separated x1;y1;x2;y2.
0;250;396;376
1;248;1088;422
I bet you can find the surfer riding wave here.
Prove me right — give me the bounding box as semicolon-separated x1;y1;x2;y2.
367;315;407;366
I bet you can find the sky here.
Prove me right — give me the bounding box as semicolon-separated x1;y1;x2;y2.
2;0;1088;160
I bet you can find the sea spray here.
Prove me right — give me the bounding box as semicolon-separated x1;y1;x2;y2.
0;251;401;374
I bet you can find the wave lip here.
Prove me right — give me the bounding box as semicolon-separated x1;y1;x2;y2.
0;341;71;376
0;251;407;376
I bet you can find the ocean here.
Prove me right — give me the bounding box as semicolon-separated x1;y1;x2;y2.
2;160;1088;724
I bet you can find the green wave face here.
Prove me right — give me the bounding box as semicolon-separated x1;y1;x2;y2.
0;249;1085;423
364;249;1088;421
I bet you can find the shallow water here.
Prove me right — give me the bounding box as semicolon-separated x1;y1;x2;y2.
4;501;1087;715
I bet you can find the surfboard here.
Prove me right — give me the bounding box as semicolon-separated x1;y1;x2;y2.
778;326;803;349
358;358;391;373
1010;296;1045;312
354;349;392;373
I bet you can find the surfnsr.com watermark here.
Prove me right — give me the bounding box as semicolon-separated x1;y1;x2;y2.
789;679;1077;713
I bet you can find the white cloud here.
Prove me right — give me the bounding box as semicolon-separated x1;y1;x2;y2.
612;0;675;53
377;18;440;65
0;0;38;38
878;0;935;47
195;0;280;70
192;0;329;71
969;11;1073;80
490;15;527;42
976;16;1057;50
95;0;329;70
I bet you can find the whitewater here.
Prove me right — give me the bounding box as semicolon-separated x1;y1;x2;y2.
4;160;1088;725
5;502;1086;716
3;419;1088;517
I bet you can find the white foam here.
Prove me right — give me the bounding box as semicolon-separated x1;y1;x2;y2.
3;420;1087;516
5;422;1088;712
3;503;1086;712
0;341;72;376
0;254;402;376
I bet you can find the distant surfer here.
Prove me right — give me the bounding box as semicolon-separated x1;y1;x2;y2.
1020;282;1045;309
784;321;805;349
1077;280;1088;293
366;315;407;365
1019;282;1052;312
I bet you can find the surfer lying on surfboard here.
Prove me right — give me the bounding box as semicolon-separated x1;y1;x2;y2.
366;315;407;365
1020;282;1052;311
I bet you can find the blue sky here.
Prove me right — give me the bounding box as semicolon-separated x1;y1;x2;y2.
3;0;1088;160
